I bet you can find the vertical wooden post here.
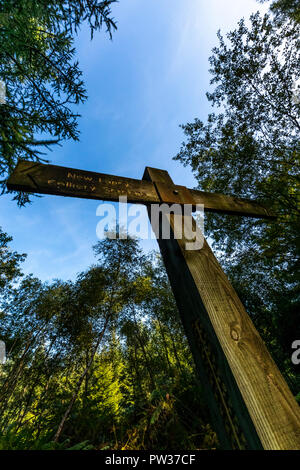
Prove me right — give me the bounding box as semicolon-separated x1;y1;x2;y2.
143;167;300;450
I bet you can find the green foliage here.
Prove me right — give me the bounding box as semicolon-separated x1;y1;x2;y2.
259;0;300;22
174;12;299;393
0;0;117;204
0;227;26;290
0;422;94;450
66;440;94;450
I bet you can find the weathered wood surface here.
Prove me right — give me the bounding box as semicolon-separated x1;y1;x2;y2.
143;167;300;450
7;161;275;219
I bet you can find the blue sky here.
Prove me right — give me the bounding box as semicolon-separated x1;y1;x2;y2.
0;0;268;282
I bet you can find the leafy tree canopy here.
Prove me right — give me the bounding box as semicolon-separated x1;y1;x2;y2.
174;12;300;383
259;0;300;23
0;0;117;204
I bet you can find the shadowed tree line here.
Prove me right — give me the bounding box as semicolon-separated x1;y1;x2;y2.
0;0;299;451
0;229;217;450
0;0;117;204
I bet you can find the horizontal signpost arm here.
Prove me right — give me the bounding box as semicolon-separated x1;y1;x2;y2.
143;167;300;450
7;161;275;219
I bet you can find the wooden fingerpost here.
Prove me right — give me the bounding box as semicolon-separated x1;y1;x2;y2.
143;167;300;450
6;160;300;449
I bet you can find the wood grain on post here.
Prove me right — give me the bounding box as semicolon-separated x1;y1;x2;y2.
143;167;300;450
7;161;275;219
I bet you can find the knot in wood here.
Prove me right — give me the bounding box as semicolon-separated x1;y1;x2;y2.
230;328;239;342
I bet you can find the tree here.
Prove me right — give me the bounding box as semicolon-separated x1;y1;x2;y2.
0;0;117;205
174;12;300;390
259;0;300;22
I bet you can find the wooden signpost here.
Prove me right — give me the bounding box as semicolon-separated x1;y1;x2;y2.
7;160;300;450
